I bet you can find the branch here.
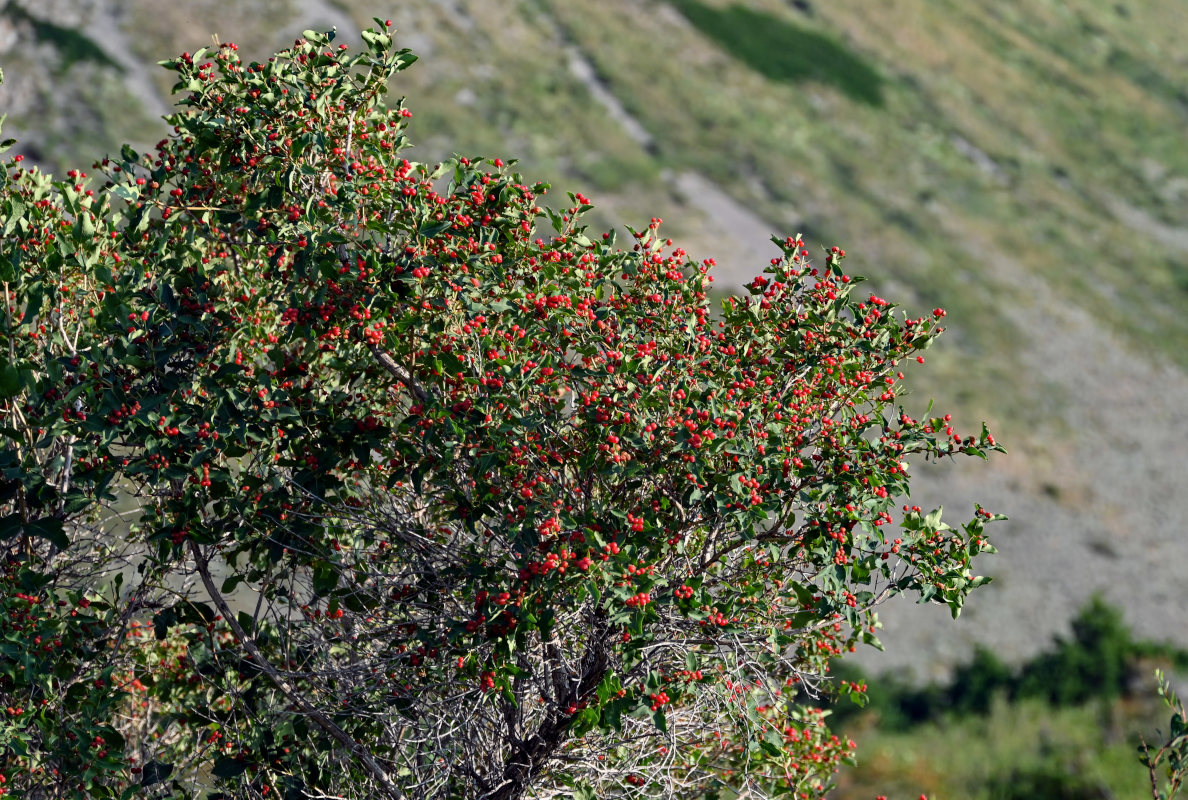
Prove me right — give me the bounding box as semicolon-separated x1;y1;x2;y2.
482;621;612;800
367;342;430;404
188;540;405;800
1143;738;1164;800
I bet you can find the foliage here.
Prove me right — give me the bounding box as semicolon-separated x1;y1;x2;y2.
0;24;1004;800
1142;671;1188;800
828;596;1188;732
983;761;1115;800
822;597;1188;799
1017;596;1138;706
666;0;884;106
832;691;1180;800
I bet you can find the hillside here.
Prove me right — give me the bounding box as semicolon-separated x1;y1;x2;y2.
1;0;1186;679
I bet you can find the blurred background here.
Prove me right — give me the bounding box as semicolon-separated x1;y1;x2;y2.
2;0;1186;795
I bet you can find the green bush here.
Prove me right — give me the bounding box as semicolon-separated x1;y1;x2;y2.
0;23;1003;800
827;595;1188;734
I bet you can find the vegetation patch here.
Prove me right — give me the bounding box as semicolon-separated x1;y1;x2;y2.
668;0;884;106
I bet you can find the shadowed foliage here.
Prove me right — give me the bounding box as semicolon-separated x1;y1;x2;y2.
3;5;120;73
669;0;884;106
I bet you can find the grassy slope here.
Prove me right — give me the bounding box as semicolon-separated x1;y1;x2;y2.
540;0;1188;423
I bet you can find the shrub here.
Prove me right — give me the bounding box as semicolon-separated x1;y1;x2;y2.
0;24;1003;799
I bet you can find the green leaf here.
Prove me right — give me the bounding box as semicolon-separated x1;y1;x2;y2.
153;607;176;641
360;28;391;55
418;219;451;238
570;706;599;737
571;784;597;800
21;286;43;325
393;50;418;71
0;248;17;282
3;199;24;237
0;513;22;540
784;611;814;630
140;760;173;786
179;601;216;625
292;133;315;159
211;756;249;778
111;184;140;203
600;700;623;732
0;362;22;398
313;561;338;596
787;581;814;606
26;517;68;549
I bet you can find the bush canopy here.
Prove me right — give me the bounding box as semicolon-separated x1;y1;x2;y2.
0;24;1005;800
